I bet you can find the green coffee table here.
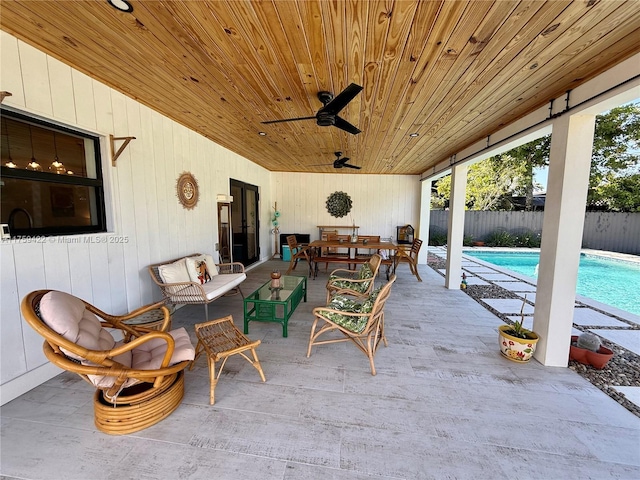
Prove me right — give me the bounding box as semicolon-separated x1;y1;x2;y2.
243;275;307;337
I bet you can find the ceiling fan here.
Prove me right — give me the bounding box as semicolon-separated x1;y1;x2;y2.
312;152;361;170
261;83;363;134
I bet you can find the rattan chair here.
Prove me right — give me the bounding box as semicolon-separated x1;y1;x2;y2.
393;238;423;281
307;275;396;375
285;235;312;275
21;290;195;435
325;253;382;303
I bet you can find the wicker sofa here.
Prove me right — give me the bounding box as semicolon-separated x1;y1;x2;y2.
149;253;246;319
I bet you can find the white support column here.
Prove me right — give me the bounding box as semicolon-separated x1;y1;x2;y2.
445;163;467;289
418;179;432;265
533;113;596;366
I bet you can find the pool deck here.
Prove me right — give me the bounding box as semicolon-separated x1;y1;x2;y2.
430;246;640;410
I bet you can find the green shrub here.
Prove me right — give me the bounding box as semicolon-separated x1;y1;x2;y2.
429;233;448;246
486;229;515;247
511;228;542;248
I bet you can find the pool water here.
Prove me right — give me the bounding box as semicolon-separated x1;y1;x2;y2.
464;250;640;315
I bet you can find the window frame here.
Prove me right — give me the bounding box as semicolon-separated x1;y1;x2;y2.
1;108;107;237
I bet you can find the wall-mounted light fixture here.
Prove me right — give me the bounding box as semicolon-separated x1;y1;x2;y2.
107;0;133;13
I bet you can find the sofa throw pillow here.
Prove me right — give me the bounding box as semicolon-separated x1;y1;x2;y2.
158;258;190;285
185;254;219;284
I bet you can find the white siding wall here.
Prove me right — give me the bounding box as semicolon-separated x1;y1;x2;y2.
271;173;421;242
0;32;272;402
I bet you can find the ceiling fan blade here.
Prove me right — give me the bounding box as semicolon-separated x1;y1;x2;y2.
343;163;361;169
333;116;361;135
261;116;316;125
335;156;349;165
319;83;363;115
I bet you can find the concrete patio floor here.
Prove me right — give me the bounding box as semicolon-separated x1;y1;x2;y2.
2;259;639;479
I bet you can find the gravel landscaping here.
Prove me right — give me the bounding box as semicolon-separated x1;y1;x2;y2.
427;253;640;418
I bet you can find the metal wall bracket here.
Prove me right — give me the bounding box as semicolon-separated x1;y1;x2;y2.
110;134;136;166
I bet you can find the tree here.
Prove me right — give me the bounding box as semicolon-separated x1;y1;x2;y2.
588;104;640;207
432;102;640;211
594;173;640;212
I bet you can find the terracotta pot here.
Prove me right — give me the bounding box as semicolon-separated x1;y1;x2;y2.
569;336;614;369
498;325;539;363
472;241;485;247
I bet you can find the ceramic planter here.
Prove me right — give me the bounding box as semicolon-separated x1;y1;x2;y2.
569;336;614;369
498;325;539;363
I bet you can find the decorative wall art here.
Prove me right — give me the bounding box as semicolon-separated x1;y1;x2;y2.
176;172;199;210
326;191;352;218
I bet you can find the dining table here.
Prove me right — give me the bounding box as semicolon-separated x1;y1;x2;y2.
307;238;401;279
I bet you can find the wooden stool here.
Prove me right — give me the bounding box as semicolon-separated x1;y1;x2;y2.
191;315;266;405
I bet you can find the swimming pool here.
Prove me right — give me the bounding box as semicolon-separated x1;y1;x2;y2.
464;250;640;315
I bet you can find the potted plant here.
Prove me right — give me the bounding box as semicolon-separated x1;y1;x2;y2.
569;332;614;369
498;296;539;363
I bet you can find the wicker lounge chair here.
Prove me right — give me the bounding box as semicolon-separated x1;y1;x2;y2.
21;290;195;434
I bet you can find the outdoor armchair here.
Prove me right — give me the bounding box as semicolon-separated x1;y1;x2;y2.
325;253;382;303
21;290;195;434
308;275;396;375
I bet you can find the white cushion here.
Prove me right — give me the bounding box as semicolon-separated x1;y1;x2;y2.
158;258;191;294
158;258;190;284
203;273;246;300
89;328;195;389
39;291;116;361
185;254;218;284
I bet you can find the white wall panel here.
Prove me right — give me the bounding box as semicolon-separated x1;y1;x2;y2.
42;241;72;293
0;246;26;384
0;32;25;107
71;69;96;130
272;173;421;247
18;41;52;116
47;56;76;123
13;243;47;370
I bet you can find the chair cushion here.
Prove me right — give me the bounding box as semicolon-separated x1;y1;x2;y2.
185;254;219;284
328;263;373;293
203;273;246;300
39;291;116;360
158;258;191;291
90;327;195;389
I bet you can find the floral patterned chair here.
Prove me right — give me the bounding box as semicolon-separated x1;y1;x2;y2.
307;275;396;375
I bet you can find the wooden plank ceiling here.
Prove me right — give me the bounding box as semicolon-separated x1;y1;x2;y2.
2;0;639;175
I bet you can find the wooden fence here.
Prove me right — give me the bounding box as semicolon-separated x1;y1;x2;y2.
429;211;640;254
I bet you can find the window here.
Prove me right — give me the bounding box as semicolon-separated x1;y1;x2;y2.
1;109;106;237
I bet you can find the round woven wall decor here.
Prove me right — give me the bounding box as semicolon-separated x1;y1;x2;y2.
326;191;352;218
176;172;199;210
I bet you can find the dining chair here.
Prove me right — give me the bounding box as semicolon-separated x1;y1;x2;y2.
394;238;423;281
285;235;312;275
